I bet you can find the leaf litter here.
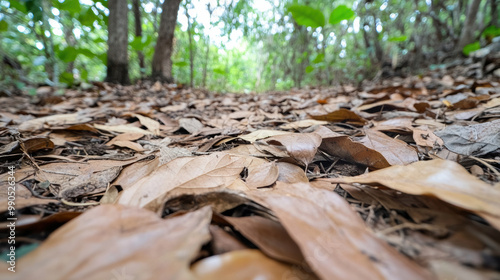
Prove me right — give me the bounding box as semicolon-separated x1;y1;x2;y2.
1;70;500;279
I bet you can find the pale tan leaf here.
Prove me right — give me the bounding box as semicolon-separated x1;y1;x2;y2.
3;205;212;280
360;129;418;165
280;119;328;130
117;152;246;211
19;113;92;132
246;160;279;189
112;140;145;152
94;124;153;135
106;132;145;146
324;159;500;229
238;129;289;143
266;133;322;166
276;162;308;183
133;113;161;135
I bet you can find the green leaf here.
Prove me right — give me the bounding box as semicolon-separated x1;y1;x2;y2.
288;5;325;28
59;72;75;86
130;36;148;51
97;53;107;64
174;61;189;67
388;35;407;42
329;5;355;25
80;68;88;81
213;67;227;75
312;53;324;64
58;46;78;62
9;0;28;13
79;7;99;27
305;65;315;73
0;20;8;31
462;41;481;56
78;48;95;58
58;0;81;15
482;25;500;38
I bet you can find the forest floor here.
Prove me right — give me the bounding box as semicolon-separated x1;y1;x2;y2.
0;61;500;279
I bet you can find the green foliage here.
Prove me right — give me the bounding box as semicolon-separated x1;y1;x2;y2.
287;5;325;28
482;26;500;38
462;42;481;56
0;20;8;31
329;5;355;25
388;35;408;42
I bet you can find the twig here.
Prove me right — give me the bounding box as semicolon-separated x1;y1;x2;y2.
60;198;100;207
469;156;500;180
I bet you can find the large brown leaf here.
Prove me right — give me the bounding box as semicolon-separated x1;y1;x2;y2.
324;159;500;230
360;129;418;165
1;205;212;280
249;182;431;280
117;152;246;211
266;132;322;166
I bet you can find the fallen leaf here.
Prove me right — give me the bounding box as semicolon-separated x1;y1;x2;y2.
223;215;305;265
276;162;308;183
435;119;500;156
324;159;500;230
19;113;92;132
308;108;366;125
94;124;153;135
239;129;290;143
245;160;279;189
132;113;160;135
280;119;328;130
320;135;391;169
249;182;431;280
266;133;322;166
117;152;246;211
192;250;317;280
179;117;204;134
360;129;418;166
2;205;212;280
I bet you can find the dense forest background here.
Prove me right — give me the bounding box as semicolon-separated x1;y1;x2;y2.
0;0;499;93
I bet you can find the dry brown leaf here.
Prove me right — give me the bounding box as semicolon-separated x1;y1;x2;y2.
23;137;54;153
94;123;153;135
413;128;444;148
117;152;246;211
132;113;160;135
111;140;145;152
360;129;418;165
249;182;431;280
106;132;145;146
308;108;367;125
179;117;204;134
324;159;500;230
246;160;279;189
192;249;318;280
223;215;305;265
18;113;92;132
280;119;328;130
266;133;322;166
2;205;212;280
276;162;308;183
239;129;290;143
320;135;391;169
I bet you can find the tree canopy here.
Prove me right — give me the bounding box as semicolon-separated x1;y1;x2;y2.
0;0;498;93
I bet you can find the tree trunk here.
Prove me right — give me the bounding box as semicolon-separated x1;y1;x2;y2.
491;0;498;27
456;0;483;51
106;0;130;84
152;0;181;82
202;3;214;88
132;0;145;74
185;3;194;88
